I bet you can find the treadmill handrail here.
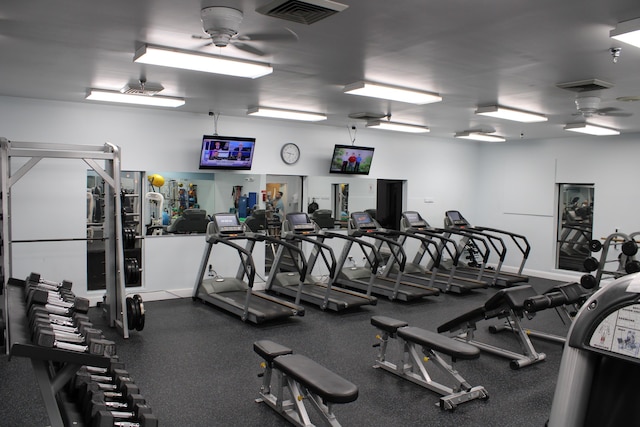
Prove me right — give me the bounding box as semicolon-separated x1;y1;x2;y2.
208;236;257;288
433;228;491;265
282;233;337;279
323;231;382;273
448;227;506;262
260;235;309;282
384;229;442;269
474;226;531;261
354;230;408;271
409;229;460;265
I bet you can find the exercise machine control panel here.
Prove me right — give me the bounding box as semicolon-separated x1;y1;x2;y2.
445;210;470;228
351;212;377;231
212;213;244;235
286;213;315;233
402;211;429;229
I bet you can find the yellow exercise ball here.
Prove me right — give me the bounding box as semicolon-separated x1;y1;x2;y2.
148;174;165;187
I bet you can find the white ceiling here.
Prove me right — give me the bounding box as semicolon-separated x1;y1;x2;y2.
2;0;640;141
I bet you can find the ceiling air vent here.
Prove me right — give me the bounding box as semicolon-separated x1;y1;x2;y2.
256;0;348;25
556;79;614;93
348;112;387;121
120;81;164;96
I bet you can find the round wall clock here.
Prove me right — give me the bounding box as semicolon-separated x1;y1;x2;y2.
280;143;300;165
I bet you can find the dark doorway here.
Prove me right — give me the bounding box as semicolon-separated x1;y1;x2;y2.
376;179;404;230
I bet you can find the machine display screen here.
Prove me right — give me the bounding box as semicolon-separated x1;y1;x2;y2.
287;213;314;231
446;210;468;226
214;214;243;233
589;303;640;359
352;212;376;229
403;211;426;227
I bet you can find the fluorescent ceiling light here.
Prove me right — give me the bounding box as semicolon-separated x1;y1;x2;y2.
610;18;640;48
454;131;506;142
475;105;547;123
343;81;441;104
366;120;430;133
564;123;620;136
247;107;327;122
86;89;185;108
134;45;273;79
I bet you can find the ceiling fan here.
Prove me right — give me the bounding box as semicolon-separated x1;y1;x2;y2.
573;94;632;118
191;6;298;56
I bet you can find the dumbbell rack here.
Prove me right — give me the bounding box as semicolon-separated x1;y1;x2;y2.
6;279;112;427
0;138;135;341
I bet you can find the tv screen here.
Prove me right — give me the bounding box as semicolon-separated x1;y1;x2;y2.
199;135;256;170
329;144;374;175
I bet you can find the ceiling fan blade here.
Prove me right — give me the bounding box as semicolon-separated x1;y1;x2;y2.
192;34;211;40
600;111;633;117
231;42;266;56
596;107;623;113
239;28;299;42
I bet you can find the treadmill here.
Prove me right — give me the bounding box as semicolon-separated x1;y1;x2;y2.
192;213;305;324
333;211;440;302
443;210;530;287
265;212;377;311
397;211;489;294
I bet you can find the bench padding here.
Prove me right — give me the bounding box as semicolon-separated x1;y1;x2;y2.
253;340;293;363
484;285;537;311
371;316;409;334
397;326;480;360
274;354;359;404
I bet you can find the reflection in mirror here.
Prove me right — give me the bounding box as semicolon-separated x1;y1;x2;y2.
557;183;594;271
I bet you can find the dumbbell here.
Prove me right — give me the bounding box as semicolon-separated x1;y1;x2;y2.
29;305;91;329
32;323;115;355
32;316;101;344
26;285;90;313
26;287;90;315
80;379;148;425
93;410;158;427
70;367;136;400
27;272;73;291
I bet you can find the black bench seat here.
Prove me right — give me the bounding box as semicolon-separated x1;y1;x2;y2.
254;339;293;363
398;327;480;360
274;354;359;404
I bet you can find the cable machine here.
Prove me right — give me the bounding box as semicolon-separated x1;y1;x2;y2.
0;137;138;343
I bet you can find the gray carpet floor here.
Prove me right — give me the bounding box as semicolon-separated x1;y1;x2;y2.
0;276;571;426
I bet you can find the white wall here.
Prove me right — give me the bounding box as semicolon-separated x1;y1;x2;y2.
476;135;640;281
0;95;481;299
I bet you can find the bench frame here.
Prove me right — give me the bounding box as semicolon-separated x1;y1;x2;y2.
373;321;488;410
255;342;352;427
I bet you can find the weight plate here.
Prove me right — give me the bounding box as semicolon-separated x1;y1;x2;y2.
622;240;638;257
133;294;145;331
580;274;597;289
583;257;599;272
126;296;136;330
626;260;640;274
588;240;602;252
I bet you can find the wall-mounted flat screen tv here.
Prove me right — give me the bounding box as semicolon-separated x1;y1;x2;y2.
329;144;375;175
199;135;256;170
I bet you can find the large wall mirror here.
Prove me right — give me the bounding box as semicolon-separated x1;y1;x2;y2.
557;183;594;271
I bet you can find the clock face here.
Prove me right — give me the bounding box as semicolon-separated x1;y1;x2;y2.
281;143;300;164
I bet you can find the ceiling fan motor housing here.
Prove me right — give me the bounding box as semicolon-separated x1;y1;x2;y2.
201;6;243;46
575;95;600;116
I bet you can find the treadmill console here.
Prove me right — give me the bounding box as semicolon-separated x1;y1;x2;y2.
351;212;377;231
402;211;428;229
286;212;315;233
445;210;470;228
212;213;244;235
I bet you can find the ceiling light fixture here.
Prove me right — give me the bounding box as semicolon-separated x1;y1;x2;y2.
563;122;620;136
343;81;442;104
247;106;327;121
454;131;506;142
134;44;273;79
365;120;430;133
475;105;547;123
610;18;640;48
86;89;185;107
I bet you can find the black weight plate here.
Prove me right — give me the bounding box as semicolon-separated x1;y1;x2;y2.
622;240;638;256
588;239;602;253
126;296;136;330
626;260;640;274
133;294;145;331
580;274;597;289
583;257;599;272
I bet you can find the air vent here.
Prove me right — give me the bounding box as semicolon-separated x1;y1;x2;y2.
121;81;164;96
256;0;348;25
556;79;614;93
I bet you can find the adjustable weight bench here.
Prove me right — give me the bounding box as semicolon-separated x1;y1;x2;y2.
437;284;545;369
254;340;358;427
371;316;488;411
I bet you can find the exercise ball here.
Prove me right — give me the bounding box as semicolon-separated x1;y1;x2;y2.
148;174;165;187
